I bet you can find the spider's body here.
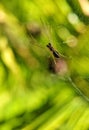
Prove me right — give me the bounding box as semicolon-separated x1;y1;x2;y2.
47;43;68;76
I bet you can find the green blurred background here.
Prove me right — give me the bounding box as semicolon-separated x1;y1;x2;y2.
0;0;89;130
